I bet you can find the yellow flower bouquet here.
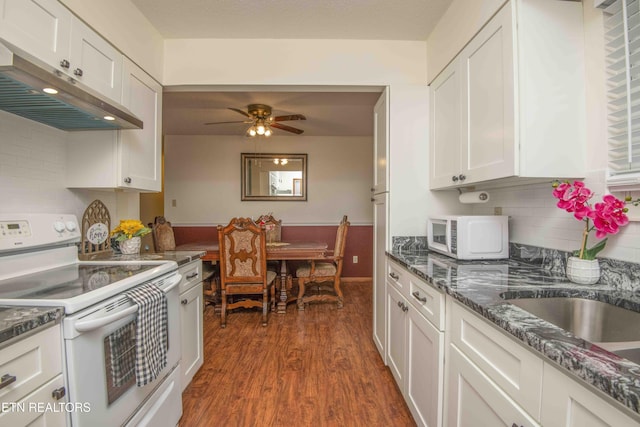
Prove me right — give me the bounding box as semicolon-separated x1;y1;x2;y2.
111;219;151;242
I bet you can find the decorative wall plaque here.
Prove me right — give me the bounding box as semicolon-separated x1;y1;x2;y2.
79;199;112;259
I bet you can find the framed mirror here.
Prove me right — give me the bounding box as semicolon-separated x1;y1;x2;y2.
241;153;307;201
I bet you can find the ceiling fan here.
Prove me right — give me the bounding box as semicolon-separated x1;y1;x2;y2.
204;103;306;136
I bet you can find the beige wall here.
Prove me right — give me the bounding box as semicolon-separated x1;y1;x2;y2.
163;135;373;225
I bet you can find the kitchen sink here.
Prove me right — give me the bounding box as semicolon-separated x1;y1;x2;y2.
504;297;640;363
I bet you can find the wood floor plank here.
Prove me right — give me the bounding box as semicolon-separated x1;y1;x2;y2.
180;281;416;427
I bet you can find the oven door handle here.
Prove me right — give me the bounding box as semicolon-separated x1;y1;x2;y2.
74;273;182;333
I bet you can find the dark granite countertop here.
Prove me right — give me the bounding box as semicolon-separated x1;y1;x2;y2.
0;306;63;347
388;249;640;418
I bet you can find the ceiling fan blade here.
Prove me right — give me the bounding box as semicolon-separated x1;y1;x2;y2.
229;107;251;118
271;122;304;134
204;120;252;125
273;114;306;122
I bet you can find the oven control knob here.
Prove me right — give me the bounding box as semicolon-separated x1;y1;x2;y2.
53;221;66;233
65;221;77;232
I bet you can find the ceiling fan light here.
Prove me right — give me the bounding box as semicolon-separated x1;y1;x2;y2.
256;124;266;135
248;126;257;137
264;127;273;137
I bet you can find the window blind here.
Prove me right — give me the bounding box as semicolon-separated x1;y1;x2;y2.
601;0;640;185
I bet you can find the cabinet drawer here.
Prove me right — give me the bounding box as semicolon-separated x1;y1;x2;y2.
178;260;202;294
448;299;543;420
407;273;444;331
446;344;540;427
387;260;406;293
0;324;62;404
0;374;65;426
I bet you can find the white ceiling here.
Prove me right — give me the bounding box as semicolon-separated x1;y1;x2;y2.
163;90;383;136
134;0;453;136
131;0;453;40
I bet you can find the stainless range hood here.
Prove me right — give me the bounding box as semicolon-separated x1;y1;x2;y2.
0;42;143;131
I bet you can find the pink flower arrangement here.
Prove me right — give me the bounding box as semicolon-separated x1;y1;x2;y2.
552;181;631;260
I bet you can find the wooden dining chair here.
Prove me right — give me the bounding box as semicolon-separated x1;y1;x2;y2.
218;217;277;327
256;214;282;243
296;215;350;310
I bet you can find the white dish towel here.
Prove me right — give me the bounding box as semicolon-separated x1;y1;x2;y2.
126;283;168;387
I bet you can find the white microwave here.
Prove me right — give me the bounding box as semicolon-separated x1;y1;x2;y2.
427;215;509;260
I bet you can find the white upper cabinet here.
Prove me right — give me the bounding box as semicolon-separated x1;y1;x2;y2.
66;59;162;192
373;89;389;194
0;0;123;103
429;0;586;190
0;0;71;67
429;60;462;189
119;59;162;191
68;18;123;103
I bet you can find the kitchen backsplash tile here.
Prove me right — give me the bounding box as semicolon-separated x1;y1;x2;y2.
392;236;428;253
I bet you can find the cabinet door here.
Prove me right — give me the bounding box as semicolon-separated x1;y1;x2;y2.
429;58;462;189
119;59;162;192
0;374;66;427
386;283;406;389
406;307;443;427
69;17;123;103
372;193;388;360
180;282;204;391
372;88;389;193
0;0;71;70
445;344;540;427
541;363;637;427
460;1;515;184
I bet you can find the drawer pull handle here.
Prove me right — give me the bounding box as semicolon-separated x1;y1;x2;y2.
412;291;427;303
397;301;403;309
0;374;16;389
389;272;399;280
186;272;198;279
181;299;188;305
52;387;66;400
402;303;409;313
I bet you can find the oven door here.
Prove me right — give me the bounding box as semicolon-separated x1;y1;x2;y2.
63;272;181;427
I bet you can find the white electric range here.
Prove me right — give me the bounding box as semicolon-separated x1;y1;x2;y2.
0;213;183;427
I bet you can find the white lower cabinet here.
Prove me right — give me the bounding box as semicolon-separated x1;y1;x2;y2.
386;259;444;427
446;344;539;427
178;260;205;391
0;324;66;426
445;297;640;427
541;363;638;427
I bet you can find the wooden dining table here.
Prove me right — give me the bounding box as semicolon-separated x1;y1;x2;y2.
175;240;329;313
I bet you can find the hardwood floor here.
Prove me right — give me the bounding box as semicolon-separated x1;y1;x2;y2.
180;280;416;427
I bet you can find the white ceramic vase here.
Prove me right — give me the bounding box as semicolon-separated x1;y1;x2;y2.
565;256;600;285
119;236;141;255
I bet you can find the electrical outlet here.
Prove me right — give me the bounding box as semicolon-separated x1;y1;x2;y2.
353;255;358;264
172;199;177;207
494;206;502;215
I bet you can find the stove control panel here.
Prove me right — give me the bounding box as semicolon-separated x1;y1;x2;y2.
0;214;81;252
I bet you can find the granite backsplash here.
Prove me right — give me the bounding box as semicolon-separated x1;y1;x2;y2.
392;237;640;292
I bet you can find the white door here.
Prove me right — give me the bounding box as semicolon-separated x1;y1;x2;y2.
406;308;443;427
445;344;539;427
373;88;389;194
460;1;515;184
386;283;406;390
0;0;71;70
69;17;123;103
372;192;388;360
429;58;462;189
180;282;204;391
119;58;162;192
